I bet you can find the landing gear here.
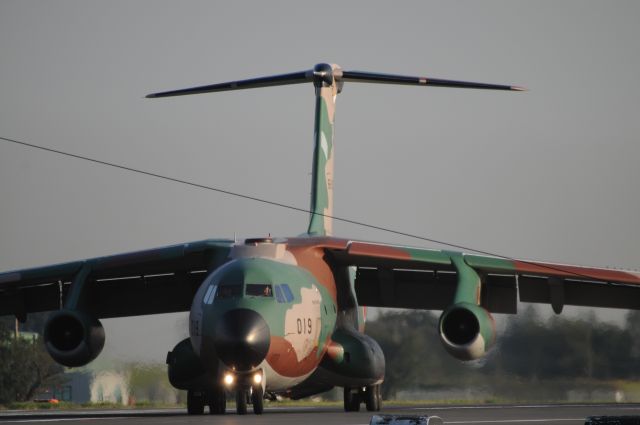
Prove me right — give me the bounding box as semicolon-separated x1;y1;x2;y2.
187;390;205;415
234;386;264;415
343;387;360;412
364;384;382;412
209;387;226;415
224;370;265;415
251;385;264;414
187;388;227;415
344;385;382;412
236;389;248;415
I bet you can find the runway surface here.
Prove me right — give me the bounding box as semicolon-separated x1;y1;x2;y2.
1;404;639;425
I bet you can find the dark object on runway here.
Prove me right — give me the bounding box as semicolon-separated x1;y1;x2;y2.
586;417;640;425
370;414;443;425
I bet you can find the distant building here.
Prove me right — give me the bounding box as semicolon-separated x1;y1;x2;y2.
90;372;130;405
35;369;129;404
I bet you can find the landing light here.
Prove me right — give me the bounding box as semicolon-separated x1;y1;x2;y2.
253;372;262;384
224;373;234;386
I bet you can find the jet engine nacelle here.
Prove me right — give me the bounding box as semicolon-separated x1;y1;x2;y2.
43;310;105;367
166;338;211;390
438;303;496;361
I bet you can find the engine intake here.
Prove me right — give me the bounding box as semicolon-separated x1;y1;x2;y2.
438;303;495;361
44;310;105;367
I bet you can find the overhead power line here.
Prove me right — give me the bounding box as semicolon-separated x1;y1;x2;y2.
0;135;625;282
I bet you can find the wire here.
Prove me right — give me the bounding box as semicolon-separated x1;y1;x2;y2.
0;135;628;283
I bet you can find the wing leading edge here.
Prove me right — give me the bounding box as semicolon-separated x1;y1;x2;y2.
0;239;233;321
328;241;640;314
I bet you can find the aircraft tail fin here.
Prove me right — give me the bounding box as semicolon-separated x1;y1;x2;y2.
147;64;524;237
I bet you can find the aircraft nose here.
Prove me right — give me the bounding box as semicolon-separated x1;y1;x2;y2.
214;308;270;371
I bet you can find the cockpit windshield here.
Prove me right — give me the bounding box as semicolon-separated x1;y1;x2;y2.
215;284;242;299
245;283;273;297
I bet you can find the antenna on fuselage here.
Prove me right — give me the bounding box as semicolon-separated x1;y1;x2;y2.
147;63;525;236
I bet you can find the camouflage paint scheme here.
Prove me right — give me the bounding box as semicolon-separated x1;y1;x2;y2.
1;63;640;413
307;64;338;237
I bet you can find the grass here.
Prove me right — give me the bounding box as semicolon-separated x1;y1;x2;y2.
2;379;638;411
0;401;182;411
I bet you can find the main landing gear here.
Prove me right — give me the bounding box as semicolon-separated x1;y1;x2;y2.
344;384;382;412
187;388;226;415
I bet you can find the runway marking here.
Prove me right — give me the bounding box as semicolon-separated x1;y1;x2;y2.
2;418;122;423
445;419;582;424
410;403;636;411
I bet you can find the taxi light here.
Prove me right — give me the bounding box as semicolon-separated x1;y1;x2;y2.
224;373;234;386
253;372;262;384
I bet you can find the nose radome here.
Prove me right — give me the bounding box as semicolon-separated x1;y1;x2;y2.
214;309;270;371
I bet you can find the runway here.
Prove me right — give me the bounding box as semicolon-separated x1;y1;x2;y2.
1;404;639;425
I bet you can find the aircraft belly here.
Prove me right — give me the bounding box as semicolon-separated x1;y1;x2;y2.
262;361;314;391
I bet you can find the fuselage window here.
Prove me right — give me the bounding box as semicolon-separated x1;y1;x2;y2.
216;284;242;299
246;283;273;297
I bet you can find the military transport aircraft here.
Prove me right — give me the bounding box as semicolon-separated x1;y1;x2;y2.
1;63;639;415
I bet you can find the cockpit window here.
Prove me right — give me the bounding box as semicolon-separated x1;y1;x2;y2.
281;284;294;302
216;284;242;299
275;285;285;303
274;284;294;303
203;283;218;305
246;284;273;297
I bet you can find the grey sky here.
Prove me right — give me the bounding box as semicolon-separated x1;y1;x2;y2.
1;1;639;362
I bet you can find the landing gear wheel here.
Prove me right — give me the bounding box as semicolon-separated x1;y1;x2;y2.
209;388;226;415
343;387;360;412
187;390;205;415
236;389;248;415
365;385;381;412
251;386;264;415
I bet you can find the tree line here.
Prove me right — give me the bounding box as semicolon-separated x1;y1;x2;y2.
3;307;640;404
0;313;64;404
365;307;640;398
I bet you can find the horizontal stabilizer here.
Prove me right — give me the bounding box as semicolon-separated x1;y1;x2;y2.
342;70;526;91
146;71;311;98
146;63;526;98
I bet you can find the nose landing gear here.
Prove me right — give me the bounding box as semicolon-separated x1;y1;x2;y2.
235;389;248;415
251;385;264;414
226;370;265;415
344;384;382;412
235;384;264;415
209;387;226;415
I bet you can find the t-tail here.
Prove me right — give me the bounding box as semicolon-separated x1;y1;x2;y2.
147;63;525;236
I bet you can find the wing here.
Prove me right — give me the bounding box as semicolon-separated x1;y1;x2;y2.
328;240;640;314
0;239;233;321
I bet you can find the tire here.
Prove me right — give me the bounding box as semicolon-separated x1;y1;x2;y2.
236;389;248;415
209;388;226;415
343;387;360;412
187;390;205;415
251;386;264;415
365;385;381;412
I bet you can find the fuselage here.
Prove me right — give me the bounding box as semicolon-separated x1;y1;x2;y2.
188;236;383;394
